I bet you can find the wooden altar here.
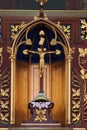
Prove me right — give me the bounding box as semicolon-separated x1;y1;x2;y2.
0;0;87;129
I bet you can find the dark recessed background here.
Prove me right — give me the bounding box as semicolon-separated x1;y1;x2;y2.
15;0;66;10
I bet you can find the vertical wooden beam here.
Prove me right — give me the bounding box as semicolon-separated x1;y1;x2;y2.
10;54;16;124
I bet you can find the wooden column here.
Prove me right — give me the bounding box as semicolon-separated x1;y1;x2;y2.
10;53;16;124
66;53;72;125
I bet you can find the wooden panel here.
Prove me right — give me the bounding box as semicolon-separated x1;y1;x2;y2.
66;0;81;9
15;60;29;126
29;64;51;101
15;63;51;126
51;61;65;126
15;61;65;126
29;64;40;101
43;65;51;99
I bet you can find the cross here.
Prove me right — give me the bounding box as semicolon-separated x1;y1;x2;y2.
23;30;61;92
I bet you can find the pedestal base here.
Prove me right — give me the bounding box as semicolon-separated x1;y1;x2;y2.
21;92;61;128
21;122;61;128
9;127;73;130
3;127;86;130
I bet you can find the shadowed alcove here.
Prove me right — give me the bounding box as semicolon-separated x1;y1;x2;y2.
15;60;65;126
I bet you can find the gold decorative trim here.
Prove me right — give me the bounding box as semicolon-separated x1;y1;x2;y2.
10;21;26;40
35;109;47;122
7;17;74;125
80;19;87;40
78;48;87;121
71;71;81;124
0;69;10;124
0;10;87;17
21;123;61;126
78;48;87;94
57;22;71;40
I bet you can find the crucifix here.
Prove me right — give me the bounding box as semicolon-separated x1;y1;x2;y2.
23;30;61;93
21;0;61;126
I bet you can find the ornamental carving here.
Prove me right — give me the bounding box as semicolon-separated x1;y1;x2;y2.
35;109;47;122
10;21;26;40
78;48;87;121
80;19;87;40
57;21;71;40
0;69;10;124
71;70;81;124
62;24;71;40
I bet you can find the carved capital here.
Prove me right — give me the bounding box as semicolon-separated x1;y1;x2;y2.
10;54;16;61
7;47;16;61
66;47;75;61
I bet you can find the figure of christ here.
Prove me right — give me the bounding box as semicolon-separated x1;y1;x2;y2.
23;48;61;78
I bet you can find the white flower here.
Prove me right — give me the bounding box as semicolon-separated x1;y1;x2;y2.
32;102;51;109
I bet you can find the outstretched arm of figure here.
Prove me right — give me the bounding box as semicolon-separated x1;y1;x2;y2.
23;49;39;55
45;49;61;55
27;50;39;55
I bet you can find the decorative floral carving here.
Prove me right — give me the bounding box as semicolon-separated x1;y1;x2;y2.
78;48;87;57
35;109;47;122
57;21;71;40
62;25;71;40
72;101;80;110
72;88;80;97
1;101;9;110
72;113;81;122
10;21;26;40
80;19;87;40
0;113;9;123
1;88;9;97
0;69;10;124
78;48;87;121
71;71;81;124
78;48;87;92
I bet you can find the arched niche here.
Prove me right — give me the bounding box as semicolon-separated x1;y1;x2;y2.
8;18;74;126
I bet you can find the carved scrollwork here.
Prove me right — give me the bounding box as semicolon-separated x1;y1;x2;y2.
35;109;47;122
56;21;71;40
80;19;87;40
71;70;81;124
10;21;26;40
0;69;10;124
78;48;87;121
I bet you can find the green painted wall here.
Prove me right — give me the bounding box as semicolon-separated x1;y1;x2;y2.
15;0;66;10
